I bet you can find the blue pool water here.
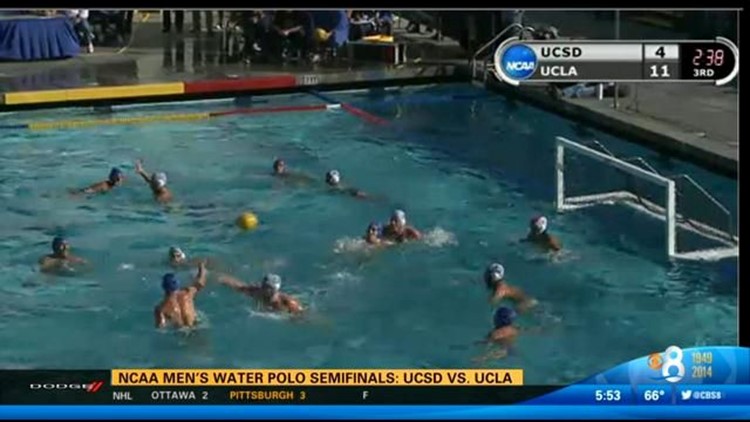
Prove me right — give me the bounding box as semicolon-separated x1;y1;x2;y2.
0;84;737;384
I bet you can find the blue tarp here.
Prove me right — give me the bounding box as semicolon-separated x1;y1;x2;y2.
0;16;80;61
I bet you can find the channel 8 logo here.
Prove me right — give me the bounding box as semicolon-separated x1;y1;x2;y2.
648;345;685;383
497;44;537;81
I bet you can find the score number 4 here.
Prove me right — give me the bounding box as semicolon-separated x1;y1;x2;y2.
649;46;671;78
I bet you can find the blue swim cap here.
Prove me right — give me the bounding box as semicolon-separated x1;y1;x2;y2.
368;222;382;235
493;307;517;329
52;236;67;253
109;167;123;183
162;273;179;293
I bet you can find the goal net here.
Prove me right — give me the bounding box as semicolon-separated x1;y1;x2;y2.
555;136;738;261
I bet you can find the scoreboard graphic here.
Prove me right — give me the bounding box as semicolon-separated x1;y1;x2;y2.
493;37;739;86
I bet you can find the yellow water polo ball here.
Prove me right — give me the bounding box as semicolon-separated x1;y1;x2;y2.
236;212;259;230
315;28;331;42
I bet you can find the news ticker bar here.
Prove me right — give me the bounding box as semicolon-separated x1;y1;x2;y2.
1;370;749;405
5;385;750;405
493;37;739;86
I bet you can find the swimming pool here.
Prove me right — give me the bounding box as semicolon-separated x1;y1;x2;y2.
0;83;737;384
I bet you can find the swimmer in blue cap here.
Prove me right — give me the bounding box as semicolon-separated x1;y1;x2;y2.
325;170;368;199
382;209;422;242
38;236;88;274
524;215;562;252
272;158;316;186
135;159;173;203
484;263;536;312
218;273;303;315
475;307;519;362
154;261;207;329
363;222;393;246
70;167;125;195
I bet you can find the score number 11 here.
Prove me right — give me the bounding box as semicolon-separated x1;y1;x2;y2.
649;46;671;78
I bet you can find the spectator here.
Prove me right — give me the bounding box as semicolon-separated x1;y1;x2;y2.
349;11;378;41
122;10;134;37
269;11;314;62
376;11;393;35
162;10;184;33
192;10;225;35
65;9;94;53
236;11;267;61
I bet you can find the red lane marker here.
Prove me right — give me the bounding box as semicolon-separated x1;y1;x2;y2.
184;76;297;94
341;103;389;126
209;104;328;118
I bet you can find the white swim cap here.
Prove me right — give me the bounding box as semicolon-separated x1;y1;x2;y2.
392;209;406;225
487;263;505;281
533;216;548;233
152;172;168;188
326;170;341;185
169;246;186;261
262;273;282;291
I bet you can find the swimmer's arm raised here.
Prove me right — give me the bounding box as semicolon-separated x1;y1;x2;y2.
134;160;152;185
187;262;208;295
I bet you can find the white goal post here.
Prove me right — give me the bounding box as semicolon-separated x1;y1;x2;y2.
555;136;738;261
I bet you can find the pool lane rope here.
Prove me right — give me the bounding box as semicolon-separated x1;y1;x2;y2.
9;103;339;131
1;91;486;131
307;90;390;126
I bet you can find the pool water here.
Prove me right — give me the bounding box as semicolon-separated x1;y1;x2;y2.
0;84;737;384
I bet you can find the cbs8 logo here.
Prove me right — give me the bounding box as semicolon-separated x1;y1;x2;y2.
649;345;685;383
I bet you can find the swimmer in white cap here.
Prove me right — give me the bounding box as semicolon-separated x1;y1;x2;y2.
38;236;89;275
135;159;173;203
218;273;304;315
524;215;562;252
382;209;422;242
154;261;208;329
272;158;316;186
70;167;125;196
325;169;368;199
167;246;221;270
484;263;536;312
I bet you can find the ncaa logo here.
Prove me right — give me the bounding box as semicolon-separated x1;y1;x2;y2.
496;44;537;81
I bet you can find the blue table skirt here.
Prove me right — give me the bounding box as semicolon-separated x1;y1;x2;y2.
0;16;80;61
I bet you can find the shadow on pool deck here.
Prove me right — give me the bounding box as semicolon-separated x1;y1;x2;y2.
0;13;738;179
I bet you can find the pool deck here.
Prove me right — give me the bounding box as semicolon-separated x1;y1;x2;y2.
0;13;738;178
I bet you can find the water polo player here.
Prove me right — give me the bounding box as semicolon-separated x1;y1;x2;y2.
218;273;303;315
38;236;88;275
382;209;421;242
154;261;208;329
70;167;124;195
135;159;173;203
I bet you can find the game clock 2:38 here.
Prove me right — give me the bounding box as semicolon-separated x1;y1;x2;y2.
680;42;736;81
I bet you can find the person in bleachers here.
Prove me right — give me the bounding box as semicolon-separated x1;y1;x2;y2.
65;10;95;54
162;10;184;33
349;11;378;41
269;11;314;63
